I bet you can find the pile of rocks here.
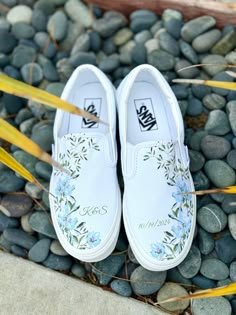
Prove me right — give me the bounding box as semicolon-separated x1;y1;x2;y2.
0;0;236;314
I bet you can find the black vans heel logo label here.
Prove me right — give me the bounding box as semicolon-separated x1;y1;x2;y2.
135;98;158;131
82;98;101;128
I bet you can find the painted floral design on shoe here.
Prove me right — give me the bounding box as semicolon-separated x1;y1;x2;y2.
52;135;102;250
144;141;194;261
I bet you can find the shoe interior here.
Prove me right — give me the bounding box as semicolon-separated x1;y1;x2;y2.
58;69;109;137
127;70;178;144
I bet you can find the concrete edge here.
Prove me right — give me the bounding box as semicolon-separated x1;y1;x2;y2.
0;252;169;315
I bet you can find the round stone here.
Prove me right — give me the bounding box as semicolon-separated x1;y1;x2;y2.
25;182;43;199
225;51;236;65
202;55;227;76
222;195;236;214
131;43;147;65
197;203;227;233
203;93;226;110
21;213;33;233
179;39;199;64
204;160;235;188
189;130;208;151
144;38;159;54
134;30;152;44
204;110;231;136
148;50;175;71
71;263;86;278
99;56;120;73
229;214;236;240
28;238;51;262
3;93;24;114
0;170;25;193
0;30;17;54
189;149;205;172
193;171;210;190
69;52;96;67
171;84;188;99
198;227;215;255
89;31;101;52
212;72;233;96
187;98;203;116
192;297;232;315
92;15;126;38
230;261;236;282
167;267;192;285
50;240;68;256
31;122;53;152
47;11;68;41
192;29;221;53
29;211;57;239
93;255;126;285
227;150;236;169
181;16;216;42
200;258;229;280
12;22;35;39
177;245;201;278
3;228;37;250
128;245;139;264
13;150;38;176
130;266;166;295
21;63;43;86
192;84;211;100
43;62;59;81
157;283;189;312
43;253;72;271
7;5;32;25
114;28;133;46
130;15;157;33
35;161;52;181
0;194;33;218
192;275;216;289
215;233;236;264
110;280;132;297
159;31;180;56
0;212;19;232
31;9;47;31
175;59;200;79
65;0;93;27
12;44;36;68
227;101;236;136
34;0;56;15
211;30;236;56
11;244;27;257
201;135;231;159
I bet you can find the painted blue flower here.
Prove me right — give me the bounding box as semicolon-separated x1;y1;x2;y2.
86;232;101;248
171;221;185;239
57;204;78;231
151;243;165;259
172;179;192;203
171;210;192;239
55;175;75;197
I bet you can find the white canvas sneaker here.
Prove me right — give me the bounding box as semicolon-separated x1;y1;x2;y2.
117;64;196;271
49;65;121;262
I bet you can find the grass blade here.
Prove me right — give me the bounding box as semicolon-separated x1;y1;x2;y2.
0;118;68;174
186;185;236;196
0;147;36;183
0;73;102;124
172;78;236;91
156;283;236;304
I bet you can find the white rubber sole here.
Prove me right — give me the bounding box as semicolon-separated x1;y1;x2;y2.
123;174;196;271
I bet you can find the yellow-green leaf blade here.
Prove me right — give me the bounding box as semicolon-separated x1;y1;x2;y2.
0;118;66;173
0;147;36;183
157;283;236;304
0;73;101;123
173;78;236;91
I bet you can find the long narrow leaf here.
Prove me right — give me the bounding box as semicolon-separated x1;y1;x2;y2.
0;118;67;173
0;73;101;124
156;283;236;304
173;79;236;91
186;185;236;196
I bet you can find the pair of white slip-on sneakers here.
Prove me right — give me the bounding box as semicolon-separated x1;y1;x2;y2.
49;64;196;271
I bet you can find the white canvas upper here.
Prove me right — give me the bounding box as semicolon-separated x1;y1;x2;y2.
117;64;196;271
49;65;121;262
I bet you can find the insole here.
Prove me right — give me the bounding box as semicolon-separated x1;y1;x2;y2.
59;82;108;137
127;81;173;144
